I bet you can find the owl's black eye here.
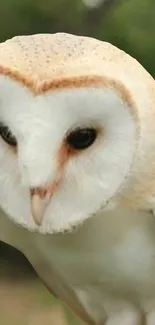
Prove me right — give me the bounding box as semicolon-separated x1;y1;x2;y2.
0;123;17;147
66;127;97;150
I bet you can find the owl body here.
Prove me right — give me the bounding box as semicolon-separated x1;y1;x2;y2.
1;33;155;324
2;206;155;325
24;207;155;325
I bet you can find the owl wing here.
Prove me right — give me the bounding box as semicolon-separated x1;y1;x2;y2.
24;244;93;324
0;210;92;324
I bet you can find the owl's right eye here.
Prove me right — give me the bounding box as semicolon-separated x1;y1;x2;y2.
0;122;17;147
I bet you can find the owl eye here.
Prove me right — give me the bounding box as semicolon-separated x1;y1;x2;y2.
66;127;97;150
0;122;17;147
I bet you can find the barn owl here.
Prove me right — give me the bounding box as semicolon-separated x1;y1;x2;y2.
1;32;155;325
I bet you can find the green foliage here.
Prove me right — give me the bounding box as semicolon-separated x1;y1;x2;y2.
102;0;155;76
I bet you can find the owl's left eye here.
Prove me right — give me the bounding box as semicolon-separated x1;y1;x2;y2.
66;127;97;150
0;123;17;147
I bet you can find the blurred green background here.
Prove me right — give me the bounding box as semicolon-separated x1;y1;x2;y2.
0;0;155;324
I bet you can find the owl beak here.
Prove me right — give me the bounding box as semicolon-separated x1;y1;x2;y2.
30;179;60;226
30;189;51;226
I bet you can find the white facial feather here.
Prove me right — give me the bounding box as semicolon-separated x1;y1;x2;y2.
0;75;136;233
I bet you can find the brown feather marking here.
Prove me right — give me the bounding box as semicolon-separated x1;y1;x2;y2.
0;64;137;116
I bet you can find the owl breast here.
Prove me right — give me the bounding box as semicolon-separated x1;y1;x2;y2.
21;207;155;325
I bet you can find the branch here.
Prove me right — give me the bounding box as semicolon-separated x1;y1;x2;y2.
82;0;119;10
82;0;120;36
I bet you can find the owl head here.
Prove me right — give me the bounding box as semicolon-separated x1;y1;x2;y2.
0;32;155;234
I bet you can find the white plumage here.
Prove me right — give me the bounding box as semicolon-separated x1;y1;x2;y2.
1;32;155;324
